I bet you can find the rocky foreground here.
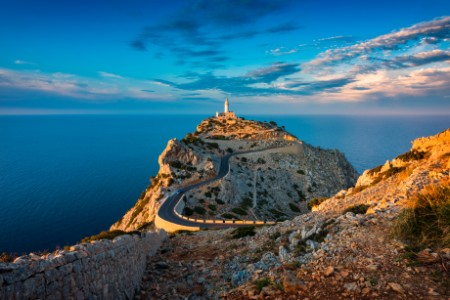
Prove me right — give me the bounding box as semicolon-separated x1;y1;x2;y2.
136;129;450;299
112;117;357;231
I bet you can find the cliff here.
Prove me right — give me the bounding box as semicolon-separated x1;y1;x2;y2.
135;128;450;299
111;117;358;231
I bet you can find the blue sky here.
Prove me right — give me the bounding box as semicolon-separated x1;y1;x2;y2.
1;0;450;115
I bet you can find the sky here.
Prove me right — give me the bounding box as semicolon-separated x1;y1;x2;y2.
1;0;450;115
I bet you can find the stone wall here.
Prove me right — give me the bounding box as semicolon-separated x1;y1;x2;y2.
0;230;167;300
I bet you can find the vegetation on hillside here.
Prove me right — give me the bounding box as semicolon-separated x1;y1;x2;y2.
392;182;450;249
81;230;140;243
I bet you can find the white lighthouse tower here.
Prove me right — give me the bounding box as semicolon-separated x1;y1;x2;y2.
224;97;229;113
216;97;236;119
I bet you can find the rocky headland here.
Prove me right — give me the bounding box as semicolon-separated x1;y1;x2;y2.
135;128;450;299
111;117;358;231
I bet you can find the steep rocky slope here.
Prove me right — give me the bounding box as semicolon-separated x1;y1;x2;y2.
111;117;358;231
136;128;450;300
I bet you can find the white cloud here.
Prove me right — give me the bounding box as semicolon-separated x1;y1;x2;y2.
14;59;36;65
307;16;450;68
98;71;124;79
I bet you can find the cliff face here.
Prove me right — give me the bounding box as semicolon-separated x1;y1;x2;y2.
136;128;450;300
111;117;358;231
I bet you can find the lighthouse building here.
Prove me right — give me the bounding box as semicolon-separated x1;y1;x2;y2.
216;98;236;119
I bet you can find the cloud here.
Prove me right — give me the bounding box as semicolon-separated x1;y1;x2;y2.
267;47;298;56
130;0;299;68
245;62;300;83
0;68;174;101
315;35;355;42
308;16;450;68
98;71;124;79
14;60;36;65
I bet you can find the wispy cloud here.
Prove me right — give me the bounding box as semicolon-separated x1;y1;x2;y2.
98;71;124;79
130;0;300;68
14;59;36;66
307;16;450;68
0;68;174;101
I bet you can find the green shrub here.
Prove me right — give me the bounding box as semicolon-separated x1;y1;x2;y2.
183;207;194;216
289;203;301;212
392;183;450;249
368;165;382;175
297;169;305;175
216;199;225;205
81;230;139;243
255;278;271;292
222;213;238;219
307;197;328;210
231;226;256;239
344;204;370;214
396;150;427;162
232;207;248;215
194;206;206;215
208;204;217;211
240;197;253;209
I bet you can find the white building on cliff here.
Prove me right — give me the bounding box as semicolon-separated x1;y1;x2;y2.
216;98;236;119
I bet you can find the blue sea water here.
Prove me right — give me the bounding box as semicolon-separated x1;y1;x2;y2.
0;114;448;253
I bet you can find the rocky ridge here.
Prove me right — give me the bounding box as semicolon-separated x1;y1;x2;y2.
111;117;358;231
136;128;450;300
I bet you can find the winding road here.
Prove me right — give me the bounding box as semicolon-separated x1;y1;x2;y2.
157;144;289;229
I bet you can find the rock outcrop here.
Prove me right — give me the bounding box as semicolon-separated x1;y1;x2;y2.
136;128;450;300
111;117;358;231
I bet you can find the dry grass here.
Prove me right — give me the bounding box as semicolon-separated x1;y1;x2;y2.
392;180;450;249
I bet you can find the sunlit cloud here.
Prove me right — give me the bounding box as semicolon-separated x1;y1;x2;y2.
0;68;174;101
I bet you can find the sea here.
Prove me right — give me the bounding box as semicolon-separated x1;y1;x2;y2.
1;114;448;254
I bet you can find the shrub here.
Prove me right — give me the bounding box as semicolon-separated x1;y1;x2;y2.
231;226;256;239
344;204;370;215
183;207;194;216
396;149;427;162
194;206;206;215
81;230;139;243
226;147;233;153
240;197;253;208
232;207;248;215
368;165;382;175
255;278;271;293
216;199;225;205
392;183;450;249
208;204;217;211
257;158;266;164
297;169;305;175
289;203;301;212
308;197;328;210
222;213;238;219
1;252;17;263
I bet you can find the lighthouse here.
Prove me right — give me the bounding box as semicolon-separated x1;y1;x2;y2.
216;97;236;119
224;97;229;113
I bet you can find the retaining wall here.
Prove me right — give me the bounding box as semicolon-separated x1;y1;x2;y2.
0;230;167;300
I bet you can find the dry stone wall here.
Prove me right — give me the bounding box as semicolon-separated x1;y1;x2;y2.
0;230;167;300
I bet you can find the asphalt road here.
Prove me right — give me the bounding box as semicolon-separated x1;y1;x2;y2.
157;145;285;229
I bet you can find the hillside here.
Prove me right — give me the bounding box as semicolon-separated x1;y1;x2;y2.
136;129;450;299
111;117;358;231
